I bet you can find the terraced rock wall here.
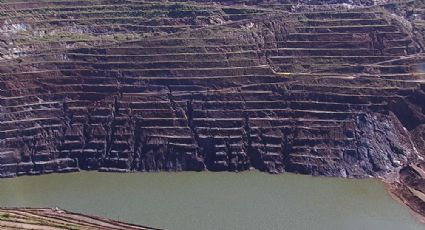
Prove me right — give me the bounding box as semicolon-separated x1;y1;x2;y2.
0;0;424;182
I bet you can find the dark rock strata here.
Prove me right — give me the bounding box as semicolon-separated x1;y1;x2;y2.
0;0;425;215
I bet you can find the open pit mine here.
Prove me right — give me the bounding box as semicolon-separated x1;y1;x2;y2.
0;0;424;228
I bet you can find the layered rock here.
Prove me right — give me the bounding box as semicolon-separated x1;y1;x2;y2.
0;208;160;230
0;0;424;214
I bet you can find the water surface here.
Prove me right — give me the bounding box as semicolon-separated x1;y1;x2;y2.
0;171;423;230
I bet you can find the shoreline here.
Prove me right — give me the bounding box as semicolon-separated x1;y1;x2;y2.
386;182;425;225
385;164;425;227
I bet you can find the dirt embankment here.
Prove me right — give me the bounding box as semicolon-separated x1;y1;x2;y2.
0;208;161;230
388;163;425;223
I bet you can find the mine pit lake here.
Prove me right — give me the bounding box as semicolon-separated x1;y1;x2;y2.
0;171;423;230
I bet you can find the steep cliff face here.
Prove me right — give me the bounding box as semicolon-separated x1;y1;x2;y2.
0;0;424;183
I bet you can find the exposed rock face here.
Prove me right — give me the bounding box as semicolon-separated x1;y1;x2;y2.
0;0;424;178
390;163;425;221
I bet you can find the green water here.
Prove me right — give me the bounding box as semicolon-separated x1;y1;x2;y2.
0;171;423;230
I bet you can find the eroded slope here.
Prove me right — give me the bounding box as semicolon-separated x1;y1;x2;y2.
0;208;159;230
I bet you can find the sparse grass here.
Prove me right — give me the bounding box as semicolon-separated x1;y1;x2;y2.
0;213;11;219
15;32;96;45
